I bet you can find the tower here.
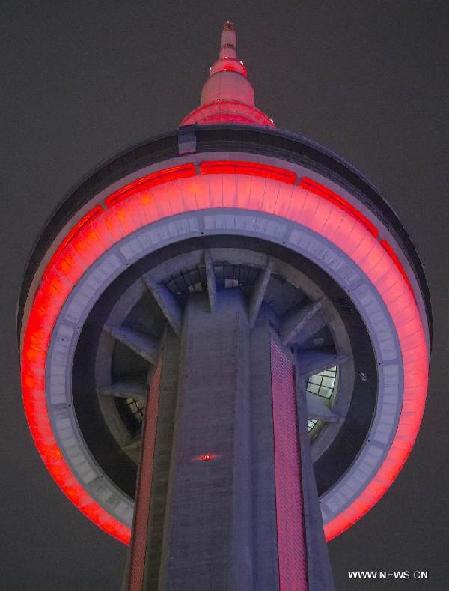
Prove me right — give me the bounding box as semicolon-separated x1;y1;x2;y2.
18;21;431;591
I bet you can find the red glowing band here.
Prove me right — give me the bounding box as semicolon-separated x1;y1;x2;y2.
209;59;248;77
105;164;196;208
299;178;379;238
200;160;296;184
20;160;429;544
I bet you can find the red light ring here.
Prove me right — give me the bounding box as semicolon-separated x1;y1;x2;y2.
181;100;275;127
299;178;379;238
21;161;429;544
200;160;296;184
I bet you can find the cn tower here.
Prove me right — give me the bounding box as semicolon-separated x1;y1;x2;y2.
18;21;431;591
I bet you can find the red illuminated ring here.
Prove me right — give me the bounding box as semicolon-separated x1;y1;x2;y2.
181;100;275;127
20;161;429;543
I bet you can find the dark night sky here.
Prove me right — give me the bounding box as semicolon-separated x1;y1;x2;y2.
1;1;448;589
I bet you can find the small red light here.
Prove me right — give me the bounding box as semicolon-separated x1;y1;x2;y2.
199;453;215;462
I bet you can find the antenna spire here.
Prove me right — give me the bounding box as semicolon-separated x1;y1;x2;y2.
219;21;237;60
180;21;275;128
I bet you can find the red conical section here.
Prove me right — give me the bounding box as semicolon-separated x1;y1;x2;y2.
180;21;275;128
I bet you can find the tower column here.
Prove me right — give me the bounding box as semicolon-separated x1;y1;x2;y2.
125;291;334;591
159;290;253;590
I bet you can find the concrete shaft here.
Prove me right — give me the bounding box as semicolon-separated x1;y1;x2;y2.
125;290;334;591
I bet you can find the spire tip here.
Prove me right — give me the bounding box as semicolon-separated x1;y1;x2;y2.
180;19;275;128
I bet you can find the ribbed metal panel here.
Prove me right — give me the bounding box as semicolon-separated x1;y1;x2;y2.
271;340;308;591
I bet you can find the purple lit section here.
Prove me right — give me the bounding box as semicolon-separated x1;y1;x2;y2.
271;340;308;591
